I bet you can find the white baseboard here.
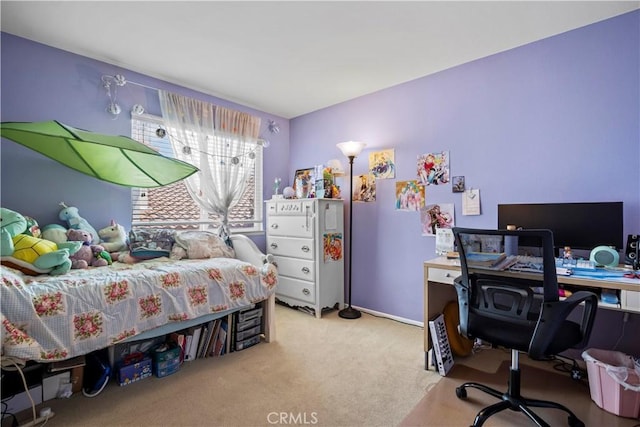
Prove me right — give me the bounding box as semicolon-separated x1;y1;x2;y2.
353;305;424;328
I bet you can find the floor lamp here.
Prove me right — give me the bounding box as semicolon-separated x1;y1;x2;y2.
336;141;366;319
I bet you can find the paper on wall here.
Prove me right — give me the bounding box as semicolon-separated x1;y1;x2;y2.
462;189;481;215
435;228;454;255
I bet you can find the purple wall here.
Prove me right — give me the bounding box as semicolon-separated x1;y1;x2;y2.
0;32;290;252
290;10;640;340
1;12;639;353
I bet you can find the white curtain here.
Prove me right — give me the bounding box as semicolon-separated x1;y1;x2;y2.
159;90;262;239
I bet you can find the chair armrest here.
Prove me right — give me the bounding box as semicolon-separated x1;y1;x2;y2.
563;291;599;347
453;276;469;338
528;290;598;359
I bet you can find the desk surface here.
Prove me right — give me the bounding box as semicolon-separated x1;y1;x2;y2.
422;256;639;370
424;256;640;292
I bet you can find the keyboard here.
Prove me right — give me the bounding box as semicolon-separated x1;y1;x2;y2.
509;255;544;273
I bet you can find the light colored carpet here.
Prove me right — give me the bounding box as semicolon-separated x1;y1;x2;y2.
400;348;640;427
32;304;442;427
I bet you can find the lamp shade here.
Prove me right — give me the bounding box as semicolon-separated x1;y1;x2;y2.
337;141;366;158
326;159;346;177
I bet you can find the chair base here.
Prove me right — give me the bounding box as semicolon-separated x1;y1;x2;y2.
455;361;585;427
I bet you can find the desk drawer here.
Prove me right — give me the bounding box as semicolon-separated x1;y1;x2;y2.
621;290;640;313
428;267;460;285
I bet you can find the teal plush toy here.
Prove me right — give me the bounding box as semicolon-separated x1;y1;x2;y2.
1;207;82;275
41;223;69;244
58;202;100;244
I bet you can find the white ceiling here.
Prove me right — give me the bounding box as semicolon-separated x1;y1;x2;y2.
1;1;638;119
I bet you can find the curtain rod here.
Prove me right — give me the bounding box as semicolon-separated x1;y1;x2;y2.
102;74;160;92
100;73;281;139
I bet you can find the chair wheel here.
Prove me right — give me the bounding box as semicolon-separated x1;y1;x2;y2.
568;415;584;427
455;386;467;399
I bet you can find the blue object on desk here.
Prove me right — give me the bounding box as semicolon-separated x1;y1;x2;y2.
556;258;596;270
570;269;627;279
601;289;619;304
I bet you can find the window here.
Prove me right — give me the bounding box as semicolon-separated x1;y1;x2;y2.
130;114;263;233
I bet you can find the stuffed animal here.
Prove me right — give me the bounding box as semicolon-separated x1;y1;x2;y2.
41;224;69;244
66;229;111;269
23;216;41;238
58;202;100;244
1;207;82;276
98;220;128;253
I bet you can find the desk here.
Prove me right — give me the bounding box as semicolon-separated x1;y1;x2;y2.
423;256;640;369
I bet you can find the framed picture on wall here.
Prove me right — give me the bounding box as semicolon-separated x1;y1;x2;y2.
452;176;465;193
293;168;315;198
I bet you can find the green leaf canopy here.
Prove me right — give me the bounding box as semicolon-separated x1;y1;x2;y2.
1;120;198;188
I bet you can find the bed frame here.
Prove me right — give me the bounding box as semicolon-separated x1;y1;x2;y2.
121;234;276;344
1;233;276;365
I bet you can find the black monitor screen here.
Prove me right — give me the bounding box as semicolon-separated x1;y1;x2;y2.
497;202;623;250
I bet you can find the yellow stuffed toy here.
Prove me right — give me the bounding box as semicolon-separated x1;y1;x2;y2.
1;207;82;275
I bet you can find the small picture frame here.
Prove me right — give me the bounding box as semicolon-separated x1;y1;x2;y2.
452;176;465;193
293;168;315;199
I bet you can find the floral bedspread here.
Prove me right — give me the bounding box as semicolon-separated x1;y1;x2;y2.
1;257;277;362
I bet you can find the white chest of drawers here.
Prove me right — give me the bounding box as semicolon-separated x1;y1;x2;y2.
266;199;344;318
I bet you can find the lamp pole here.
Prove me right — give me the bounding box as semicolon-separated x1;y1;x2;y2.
339;154;361;319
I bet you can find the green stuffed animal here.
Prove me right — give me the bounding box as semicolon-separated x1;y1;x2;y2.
0;207;82;276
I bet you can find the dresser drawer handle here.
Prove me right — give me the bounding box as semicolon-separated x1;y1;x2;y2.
270;223;279;229
445;273;451;278
301;245;310;252
301;267;310;274
270;243;278;249
302;288;311;296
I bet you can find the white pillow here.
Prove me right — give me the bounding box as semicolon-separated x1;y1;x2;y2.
174;231;235;259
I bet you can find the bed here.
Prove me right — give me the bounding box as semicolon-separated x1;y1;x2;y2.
0;234;277;364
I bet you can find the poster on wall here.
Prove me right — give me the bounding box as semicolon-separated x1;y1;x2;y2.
417;151;449;185
353;173;376;202
369;149;395;179
323;232;343;263
395;180;425;211
420;203;455;236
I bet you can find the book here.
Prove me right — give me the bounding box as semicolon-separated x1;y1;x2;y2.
206;320;222;357
183;334;194;362
197;323;210;359
466;252;511;270
168;331;186;363
214;320;228;357
199;320;215;358
466;252;506;266
184;326;202;362
428;313;454;376
48;355;86;372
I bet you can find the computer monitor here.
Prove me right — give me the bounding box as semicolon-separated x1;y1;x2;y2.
497;202;623;251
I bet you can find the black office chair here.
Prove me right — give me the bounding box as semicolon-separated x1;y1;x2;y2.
452;227;598;427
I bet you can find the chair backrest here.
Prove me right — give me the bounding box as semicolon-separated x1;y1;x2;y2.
452;227;560;352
